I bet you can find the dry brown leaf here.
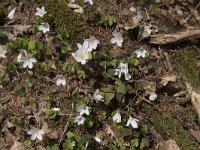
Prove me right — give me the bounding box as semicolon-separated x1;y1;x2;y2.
156;139;180;150
47;130;59;139
138;24;152;42
10;141;25;150
186;82;200;119
13;25;32;35
189;129;200;143
160;74;177;86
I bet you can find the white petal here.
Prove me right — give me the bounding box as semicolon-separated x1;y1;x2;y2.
27;129;34;135
94;136;101;143
53;108;60;111
56;79;62;86
30;58;37;63
7;8;16;20
36;134;43;141
111;38;117;44
61;79;66;86
113;112;121;123
38;129;45;135
23;61;29;68
28;62;33;69
125;73;131;81
31;133;37;141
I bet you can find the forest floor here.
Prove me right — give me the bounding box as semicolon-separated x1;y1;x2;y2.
0;0;200;150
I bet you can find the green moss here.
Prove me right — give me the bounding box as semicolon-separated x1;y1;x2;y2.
36;0;88;42
174;47;199;87
143;105;198;150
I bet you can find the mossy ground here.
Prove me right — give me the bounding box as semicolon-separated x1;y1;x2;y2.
143;104;198;150
174;46;200;87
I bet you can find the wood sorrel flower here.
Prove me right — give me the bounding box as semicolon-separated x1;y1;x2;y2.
27;128;44;141
35;6;47;17
126;116;139;128
111;31;123;47
113;111;121;123
115;62;131;81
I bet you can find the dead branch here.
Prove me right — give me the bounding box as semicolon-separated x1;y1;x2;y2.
149;28;200;45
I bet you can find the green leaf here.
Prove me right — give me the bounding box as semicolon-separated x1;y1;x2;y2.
11;117;22;125
104;92;115;105
17;38;28;49
131;139;139;147
43;94;50;101
77;70;86;79
28;40;36;50
115;80;126;94
45;108;56;119
32;24;39;34
63;140;73;150
61;46;68;54
67;131;76;139
61;28;69;40
140;138;149;149
41;62;48;71
47;144;60;150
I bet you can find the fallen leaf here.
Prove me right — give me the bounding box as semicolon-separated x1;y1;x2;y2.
13;25;32;35
68;3;83;13
47;130;59;139
10;141;25;150
138;24;152;42
189;129;200;143
186;82;200;119
160;74;177;86
156;139;180;150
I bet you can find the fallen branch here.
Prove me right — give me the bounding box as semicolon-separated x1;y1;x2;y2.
149;27;200;45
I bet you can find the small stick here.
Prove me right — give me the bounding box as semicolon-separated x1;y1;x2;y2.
182;2;200;24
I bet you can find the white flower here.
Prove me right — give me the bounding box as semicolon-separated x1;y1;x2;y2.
113;111;121;123
93;89;103;102
53;108;60;112
126;116;139;128
35;7;47;17
135;48;147;58
38;23;50;33
22;52;37;69
72;41;89;65
17;53;23;62
111;31;123;47
149;92;157;101
7;7;16;20
56;76;66;86
0;46;7;58
27;128;44;141
86;36;100;52
75;115;85;125
84;0;93;5
115;62;131;80
94;136;101;143
78;105;90;116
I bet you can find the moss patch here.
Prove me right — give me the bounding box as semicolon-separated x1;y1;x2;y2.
143;105;198;150
36;0;88;42
174;47;199;87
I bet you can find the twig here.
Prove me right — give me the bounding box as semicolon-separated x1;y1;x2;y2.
59;115;73;144
182;2;200;24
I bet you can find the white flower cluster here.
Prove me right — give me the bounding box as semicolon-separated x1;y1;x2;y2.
75;105;90;125
72;36;100;65
35;7;50;33
113;111;139;129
